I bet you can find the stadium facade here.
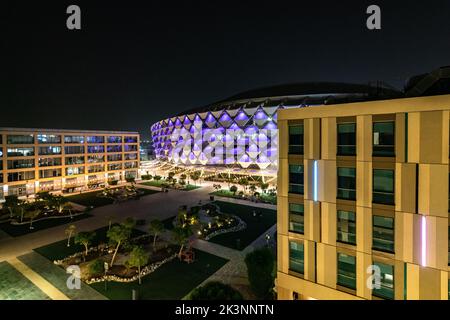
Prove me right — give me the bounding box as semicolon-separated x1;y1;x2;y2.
150;82;400;178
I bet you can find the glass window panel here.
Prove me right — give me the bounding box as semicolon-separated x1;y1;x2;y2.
289;125;304;155
289;242;304;274
373;215;395;253
7;135;34;144
337;167;356;200
289;203;304;234
37;134;61;144
337;253;356;289
373;121;395;157
372;262;394;300
337;123;356;155
373;169;395;205
289;165;304;194
337;210;356;245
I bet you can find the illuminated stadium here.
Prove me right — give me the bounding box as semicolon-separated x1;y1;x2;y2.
150;82;399;181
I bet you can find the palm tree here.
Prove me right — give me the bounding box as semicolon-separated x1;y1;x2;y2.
50;195;69;213
75;231;96;256
25;208;41;230
127;246;149;285
65;225;77;247
4;195;20;218
107;225;131;266
64;203;74;219
149;219;164;249
171;226;192;258
190;172;201;186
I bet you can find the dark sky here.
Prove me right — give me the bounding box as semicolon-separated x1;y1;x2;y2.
2;0;450;139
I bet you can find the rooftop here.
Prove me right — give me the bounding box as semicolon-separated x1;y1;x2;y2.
0;127;139;135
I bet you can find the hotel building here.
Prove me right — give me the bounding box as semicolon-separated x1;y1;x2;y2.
277;90;450;300
0;128;140;200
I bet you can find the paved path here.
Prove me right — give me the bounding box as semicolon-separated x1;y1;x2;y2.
0;185;214;262
7;257;69;300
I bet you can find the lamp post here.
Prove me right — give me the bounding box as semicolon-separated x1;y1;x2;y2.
104;262;109;291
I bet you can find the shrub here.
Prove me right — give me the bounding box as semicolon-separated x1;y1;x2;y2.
244;248;275;299
136;219;146;226
190;281;243;300
141;174;152;180
108;179;119;186
125;177;136;184
89;259;105;276
229;185;238;195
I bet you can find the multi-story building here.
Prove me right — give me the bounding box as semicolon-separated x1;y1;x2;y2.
277;90;450;300
0;128;140;199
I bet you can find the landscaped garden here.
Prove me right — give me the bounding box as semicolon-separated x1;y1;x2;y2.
209;181;277;205
0;192;89;237
139;172;201;191
66;186;159;208
34;215;228;300
206;201;276;250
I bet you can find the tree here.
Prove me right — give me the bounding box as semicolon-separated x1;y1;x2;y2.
180;174;187;180
260;183;269;193
153;175;162;182
4;195;20;218
50;195;69;213
229;185;238;195
249;185;257;194
107;225;132;266
238;178;249;192
65;224;77;247
75;231;96;256
190;171;201;186
122;217;136;230
244;248;275;299
24;208;41;230
171;226;192;258
149;219;164;249
88;259;105;276
127;246;149;284
213;184;222;192
64;203;74;219
189;281;243;300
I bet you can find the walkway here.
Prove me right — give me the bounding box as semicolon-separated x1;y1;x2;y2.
7;257;69;300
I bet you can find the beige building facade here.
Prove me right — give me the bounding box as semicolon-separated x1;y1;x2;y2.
277;94;450;300
0;128;140;199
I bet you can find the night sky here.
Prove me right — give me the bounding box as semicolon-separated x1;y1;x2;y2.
2;0;450;139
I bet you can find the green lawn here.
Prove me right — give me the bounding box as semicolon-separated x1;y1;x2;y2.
34;225;147;261
89;249;228;300
66;188;159;207
66;191;115;207
208;201;276;250
210;190;276;205
139;180;200;191
0;213;92;238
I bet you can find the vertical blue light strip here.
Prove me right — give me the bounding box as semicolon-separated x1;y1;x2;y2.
313;160;318;202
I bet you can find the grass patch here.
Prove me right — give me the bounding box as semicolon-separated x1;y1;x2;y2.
0;213;92;238
89;249;227;300
139;180;200;191
34;225;146;261
210;190;276;205
208;201;276;250
66;191;114;207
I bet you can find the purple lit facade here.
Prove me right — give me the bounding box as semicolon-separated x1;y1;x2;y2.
150;105;282;171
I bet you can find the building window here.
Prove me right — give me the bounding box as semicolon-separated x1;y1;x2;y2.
8;171;35;182
289;125;304;155
372;216;395;253
107;154;122;162
124;161;138;169
65;166;85;176
7;159;35;170
124;153;138;160
38;157;62;167
38;146;61;156
337;210;356;245
65;156;85;165
37;134;61;144
108;163;122;171
289;242;304;274
337;123;356;156
64;135;84;144
107;145;122;153
337;167;356;200
373;169;395;205
88;165;104;173
107;136;122;143
65;146;85;154
124;136;138;143
7;147;34;157
87;136;105;144
87;146;105;153
372;262;394;300
373;121;395;157
289;203;304;234
337;253;356;290
88;155;105;163
289;164;304;194
124;144;138;152
7;134;34;144
39;169;62;179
